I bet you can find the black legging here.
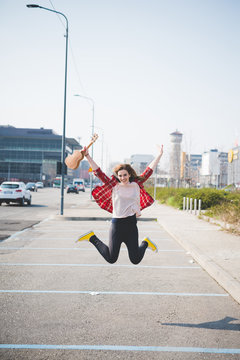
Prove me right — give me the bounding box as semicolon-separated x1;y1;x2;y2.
89;214;148;264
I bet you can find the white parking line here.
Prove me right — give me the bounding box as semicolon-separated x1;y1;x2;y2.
30;230;167;233
0;263;200;269
0;289;228;297
0;247;184;252
0;344;238;353
3;237;174;242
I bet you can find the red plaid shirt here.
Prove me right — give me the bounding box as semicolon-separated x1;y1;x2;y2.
92;167;154;214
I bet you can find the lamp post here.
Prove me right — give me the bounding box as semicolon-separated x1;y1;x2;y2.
153;166;157;201
93;126;104;169
27;4;68;215
74;94;95;199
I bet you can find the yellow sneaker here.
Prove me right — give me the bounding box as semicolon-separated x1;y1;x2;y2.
76;231;95;243
143;237;158;253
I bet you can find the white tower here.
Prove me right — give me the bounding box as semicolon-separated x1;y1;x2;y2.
169;130;183;184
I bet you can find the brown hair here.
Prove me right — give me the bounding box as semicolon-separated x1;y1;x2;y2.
113;164;143;182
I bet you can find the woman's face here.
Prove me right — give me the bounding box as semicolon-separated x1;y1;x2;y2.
117;169;130;184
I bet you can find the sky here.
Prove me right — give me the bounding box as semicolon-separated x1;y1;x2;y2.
1;0;240;170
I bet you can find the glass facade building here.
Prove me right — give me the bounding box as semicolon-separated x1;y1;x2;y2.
0;126;81;184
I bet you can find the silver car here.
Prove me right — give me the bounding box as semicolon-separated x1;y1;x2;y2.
0;182;32;206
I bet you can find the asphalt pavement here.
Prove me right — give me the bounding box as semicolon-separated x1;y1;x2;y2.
0;193;240;359
58;198;240;305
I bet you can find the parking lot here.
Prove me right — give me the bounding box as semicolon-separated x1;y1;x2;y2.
0;189;240;359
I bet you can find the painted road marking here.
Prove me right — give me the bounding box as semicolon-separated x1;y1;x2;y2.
0;247;97;251
0;263;200;269
29;229;167;233
0;247;184;252
0;290;228;297
2;237;174;242
0;344;238;353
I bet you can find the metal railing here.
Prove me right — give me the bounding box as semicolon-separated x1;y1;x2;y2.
183;197;201;215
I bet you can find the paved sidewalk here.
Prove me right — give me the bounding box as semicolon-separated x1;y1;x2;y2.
58;200;240;305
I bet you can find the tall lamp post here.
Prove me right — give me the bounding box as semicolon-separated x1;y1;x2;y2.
94;126;104;169
153;165;158;201
27;4;68;215
74;94;95;199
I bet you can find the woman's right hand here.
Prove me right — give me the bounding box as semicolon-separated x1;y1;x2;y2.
81;146;89;157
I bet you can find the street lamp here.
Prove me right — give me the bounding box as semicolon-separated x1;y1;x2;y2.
153;166;157;201
74;94;95;199
94;127;104;170
27;4;68;216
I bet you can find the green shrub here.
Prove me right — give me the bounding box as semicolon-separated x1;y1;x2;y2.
146;187;240;230
146;187;240;210
205;202;240;226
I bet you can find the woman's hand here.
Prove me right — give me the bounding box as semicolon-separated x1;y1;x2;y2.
81;146;89;157
157;144;163;157
148;144;163;171
81;146;99;171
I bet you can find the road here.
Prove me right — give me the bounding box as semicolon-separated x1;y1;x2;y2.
0;188;239;359
0;187;88;239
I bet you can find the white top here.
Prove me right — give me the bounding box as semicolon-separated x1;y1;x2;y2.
112;182;141;218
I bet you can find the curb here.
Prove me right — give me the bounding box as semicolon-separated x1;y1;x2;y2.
199;214;240;235
51;215;157;222
157;217;240;305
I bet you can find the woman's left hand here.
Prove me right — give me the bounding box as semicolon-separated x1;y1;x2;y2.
157;144;163;157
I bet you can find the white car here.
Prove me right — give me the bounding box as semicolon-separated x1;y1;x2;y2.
36;181;44;188
0;182;32;206
73;179;85;192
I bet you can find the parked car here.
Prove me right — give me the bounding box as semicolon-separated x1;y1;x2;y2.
36;181;44;188
26;182;38;192
0;181;31;206
66;184;79;194
73;178;85;192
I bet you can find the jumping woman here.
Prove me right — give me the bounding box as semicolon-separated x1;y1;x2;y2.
77;144;163;264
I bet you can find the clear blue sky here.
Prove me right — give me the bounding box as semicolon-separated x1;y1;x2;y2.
1;0;240;169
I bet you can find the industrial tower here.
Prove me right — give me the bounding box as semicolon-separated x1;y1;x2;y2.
169;130;183;186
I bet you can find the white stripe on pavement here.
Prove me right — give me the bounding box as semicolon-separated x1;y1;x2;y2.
30;230;167;233
0;290;228;297
0;263;200;269
0;344;238;353
0;247;184;252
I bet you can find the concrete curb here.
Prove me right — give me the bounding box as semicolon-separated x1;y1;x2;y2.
158;217;240;305
199;214;240;235
51;215;157;222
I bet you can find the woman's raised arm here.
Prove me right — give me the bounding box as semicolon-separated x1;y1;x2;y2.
82;147;99;171
148;144;164;171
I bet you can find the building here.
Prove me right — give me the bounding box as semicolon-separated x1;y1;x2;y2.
180;152;187;181
200;149;228;188
189;154;202;187
169;130;183;187
129;154;154;174
181;153;202;187
0;125;81;185
218;152;228;187
228;146;240;187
